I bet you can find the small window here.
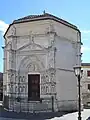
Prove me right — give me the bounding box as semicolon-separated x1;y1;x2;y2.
87;71;90;77
88;84;90;90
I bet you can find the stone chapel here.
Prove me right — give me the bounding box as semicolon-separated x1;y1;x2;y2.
3;13;82;112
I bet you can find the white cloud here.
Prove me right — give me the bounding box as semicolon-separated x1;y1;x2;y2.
82;38;89;41
81;46;90;53
82;39;89;42
81;30;90;34
0;20;9;34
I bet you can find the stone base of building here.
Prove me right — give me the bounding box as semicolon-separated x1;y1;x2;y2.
4;97;53;113
55;100;78;112
3;96;78;113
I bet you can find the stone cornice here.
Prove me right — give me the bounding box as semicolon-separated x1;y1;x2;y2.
57;68;74;72
55;34;81;44
7;31;56;39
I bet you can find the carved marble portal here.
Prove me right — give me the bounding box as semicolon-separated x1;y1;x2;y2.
7;51;56;98
6;43;56;99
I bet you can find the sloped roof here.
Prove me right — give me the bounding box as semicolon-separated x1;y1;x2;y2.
13;13;77;29
81;63;90;66
4;13;80;38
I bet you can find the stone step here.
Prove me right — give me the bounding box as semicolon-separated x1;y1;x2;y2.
9;101;52;112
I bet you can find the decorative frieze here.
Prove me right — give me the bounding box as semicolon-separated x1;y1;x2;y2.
18;76;26;83
8;75;27;94
41;83;56;95
41;68;56;95
41;84;50;94
41;73;49;83
8;72;15;83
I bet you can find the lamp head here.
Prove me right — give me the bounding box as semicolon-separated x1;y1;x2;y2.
73;65;81;76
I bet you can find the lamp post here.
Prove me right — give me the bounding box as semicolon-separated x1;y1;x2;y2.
73;65;82;120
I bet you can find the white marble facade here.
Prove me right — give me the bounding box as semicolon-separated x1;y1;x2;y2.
3;13;81;112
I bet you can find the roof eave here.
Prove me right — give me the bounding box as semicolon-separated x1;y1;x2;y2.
4;23;13;39
4;16;80;39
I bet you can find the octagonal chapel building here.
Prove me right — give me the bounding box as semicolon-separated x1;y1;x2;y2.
3;13;82;112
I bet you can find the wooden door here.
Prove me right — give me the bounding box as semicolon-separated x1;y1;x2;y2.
28;74;40;101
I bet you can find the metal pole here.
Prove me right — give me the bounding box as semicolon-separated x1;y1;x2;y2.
78;74;81;120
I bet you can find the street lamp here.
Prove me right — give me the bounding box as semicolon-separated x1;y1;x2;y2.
73;65;82;120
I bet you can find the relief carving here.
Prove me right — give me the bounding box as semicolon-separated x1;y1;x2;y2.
50;72;55;82
3;85;7;91
15;75;27;94
50;24;55;33
18;76;26;83
22;76;26;82
15;85;18;93
41;68;56;95
6;41;12;50
15;84;27;93
8;84;13;92
28;64;35;72
51;85;55;93
41;73;49;83
41;85;45;94
29;31;34;43
41;74;46;83
45;23;55;34
19;76;22;82
18;86;23;93
8;72;14;82
11;26;16;36
46;75;49;82
15;76;18;82
46;85;49;93
41;84;50;95
48;50;54;68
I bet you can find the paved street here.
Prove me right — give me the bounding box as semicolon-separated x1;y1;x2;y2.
0;117;25;120
0;101;74;120
0;105;67;120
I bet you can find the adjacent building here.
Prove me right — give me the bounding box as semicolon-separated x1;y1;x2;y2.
3;13;82;112
0;72;3;101
81;63;90;106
